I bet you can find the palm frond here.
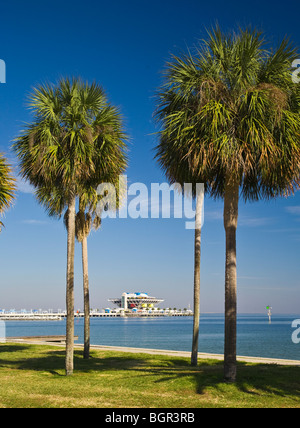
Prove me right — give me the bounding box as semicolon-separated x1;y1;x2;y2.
154;25;300;201
0;154;16;230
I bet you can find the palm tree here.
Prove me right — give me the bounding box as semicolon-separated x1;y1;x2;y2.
0;153;16;231
74;178;125;360
38;171;125;361
155;113;206;365
63;202;101;359
13;77;128;375
155;48;211;366
155;27;300;381
77;209;100;360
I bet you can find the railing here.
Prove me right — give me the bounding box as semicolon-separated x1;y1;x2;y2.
0;309;193;320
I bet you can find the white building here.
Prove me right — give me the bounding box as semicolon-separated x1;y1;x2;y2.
108;292;164;311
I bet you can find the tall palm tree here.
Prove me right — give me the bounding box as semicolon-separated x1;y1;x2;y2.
13;77;128;375
37;160;125;362
74;178;124;360
64;201;101;359
0;153;16;231
76;209;100;360
155;27;300;381
155;68;209;366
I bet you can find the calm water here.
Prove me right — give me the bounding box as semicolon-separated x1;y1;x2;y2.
4;314;300;360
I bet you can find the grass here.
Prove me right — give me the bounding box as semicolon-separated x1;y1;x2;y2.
0;342;299;408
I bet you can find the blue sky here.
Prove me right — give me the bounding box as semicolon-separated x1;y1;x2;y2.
0;0;300;313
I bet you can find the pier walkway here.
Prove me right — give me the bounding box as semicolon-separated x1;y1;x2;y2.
0;310;192;320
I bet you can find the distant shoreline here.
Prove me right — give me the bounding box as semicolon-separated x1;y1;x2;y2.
1;311;299;319
0;310;194;321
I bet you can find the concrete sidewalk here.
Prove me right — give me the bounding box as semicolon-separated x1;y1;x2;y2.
7;338;300;366
89;344;300;366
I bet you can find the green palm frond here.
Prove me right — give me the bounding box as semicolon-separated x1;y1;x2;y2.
16;77;128;242
0;154;16;231
154;26;300;201
13;77;128;194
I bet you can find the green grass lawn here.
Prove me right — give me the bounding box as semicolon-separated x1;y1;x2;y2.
0;343;299;408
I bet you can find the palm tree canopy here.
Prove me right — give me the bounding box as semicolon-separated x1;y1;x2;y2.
13;77;128;202
155;27;300;201
16;78;128;245
0;153;16;231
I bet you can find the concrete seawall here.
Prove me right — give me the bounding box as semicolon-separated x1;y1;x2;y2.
6;337;300;366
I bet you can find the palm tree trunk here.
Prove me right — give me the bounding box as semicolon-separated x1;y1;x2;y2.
65;190;76;376
191;191;204;366
82;235;90;359
223;180;239;382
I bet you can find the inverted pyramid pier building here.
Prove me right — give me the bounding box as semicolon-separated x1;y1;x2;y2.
108;292;164;311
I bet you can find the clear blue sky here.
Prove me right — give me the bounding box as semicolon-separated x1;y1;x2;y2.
0;0;300;314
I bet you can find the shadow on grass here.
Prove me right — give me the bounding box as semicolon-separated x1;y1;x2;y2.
0;343;300;401
0;344;32;353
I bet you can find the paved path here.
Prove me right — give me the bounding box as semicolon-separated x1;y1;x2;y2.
7;338;300;366
89;344;300;366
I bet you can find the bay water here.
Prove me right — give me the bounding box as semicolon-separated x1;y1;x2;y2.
4;314;300;361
